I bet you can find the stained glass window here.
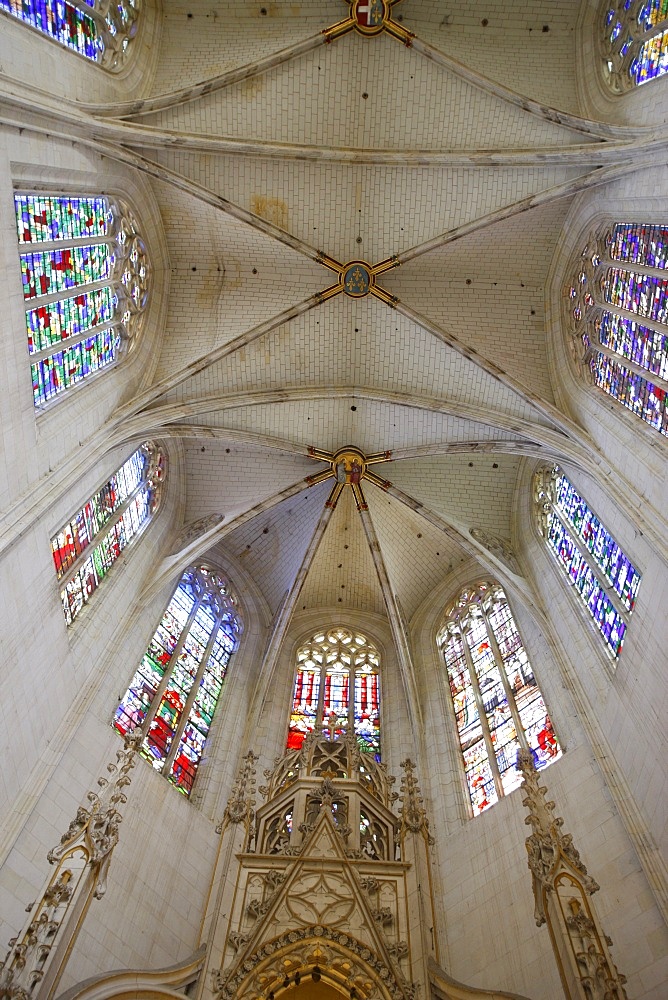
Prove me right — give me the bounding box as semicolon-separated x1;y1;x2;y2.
534;466;641;659
602;0;668;89
114;565;243;797
0;0;141;69
52;442;164;626
14;193;150;408
288;627;381;760
438;581;561;817
566;222;668;434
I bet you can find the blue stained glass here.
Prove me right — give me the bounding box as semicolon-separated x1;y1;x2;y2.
638;0;668;31
632;27;668;83
603;268;668;325
598;313;668;378
553;473;641;611
0;0;103;61
609;224;668;269
590;352;668;435
546;512;626;657
15;194;109;243
21;244;112;300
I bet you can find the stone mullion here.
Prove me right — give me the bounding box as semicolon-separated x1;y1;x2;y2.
460;621;504;802
161;608;223;776
141;595;201;750
481;607;529;753
547;502;631;622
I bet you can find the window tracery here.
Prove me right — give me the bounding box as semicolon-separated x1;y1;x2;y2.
567;221;668;435
0;0;141;69
534;465;641;659
14;193;150;407
602;0;668;89
438;581;561;817
52;441;164;626
114;565;243;797
288;627;381;760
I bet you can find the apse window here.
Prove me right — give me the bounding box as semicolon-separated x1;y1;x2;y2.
534;465;641;659
288;627;381;761
114;565;243;797
439;581;561;818
602;0;668;89
0;0;141;68
566;222;668;435
14;192;150;407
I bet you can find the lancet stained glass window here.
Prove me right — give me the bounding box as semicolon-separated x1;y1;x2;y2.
52;442;164;626
534;466;641;659
438;581;561;817
14;192;150;407
567;222;668;434
114;565;243;797
288;627;381;760
602;0;668;89
0;0;141;69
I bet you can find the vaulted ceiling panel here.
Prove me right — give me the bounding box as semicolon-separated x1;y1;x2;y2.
152;152;587;267
143;30;591;150
182;439;316;522
365;487;467;621
215;478;332;616
298;487;386;616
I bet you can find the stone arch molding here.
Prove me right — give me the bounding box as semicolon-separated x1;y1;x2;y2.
215;926;407;1000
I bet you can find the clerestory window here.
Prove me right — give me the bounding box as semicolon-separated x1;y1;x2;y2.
602;0;668;89
14;192;150;407
438;581;561;817
0;0;141;69
51;441;164;626
288;627;381;760
566;221;668;435
114;565;243;797
534;465;641;659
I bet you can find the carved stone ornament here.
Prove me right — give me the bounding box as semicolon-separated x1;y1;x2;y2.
470;528;519;572
170;513;224;553
517;750;628;1000
517;749;598;926
0;731;142;1000
222;751;258;827
398;760;435;844
213;924;417;1000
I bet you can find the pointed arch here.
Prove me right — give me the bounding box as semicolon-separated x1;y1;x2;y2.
113;564;243;797
438;581;561;817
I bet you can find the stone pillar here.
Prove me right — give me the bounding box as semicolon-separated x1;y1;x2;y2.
397;759;438;976
0;730;143;1000
517;749;628;1000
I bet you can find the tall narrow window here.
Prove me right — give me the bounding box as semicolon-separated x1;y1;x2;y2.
438;581;561;818
14;192;150;407
0;0;140;69
288;627;381;760
52;442;164;626
602;0;668;89
114;566;243;797
567;222;668;435
534;465;641;659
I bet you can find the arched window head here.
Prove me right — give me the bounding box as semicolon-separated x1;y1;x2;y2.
438;581;561;817
0;0;140;69
114;565;243;797
288;627;381;760
52;441;164;626
566;222;668;435
14;192;150;407
602;0;668;90
534;465;641;659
